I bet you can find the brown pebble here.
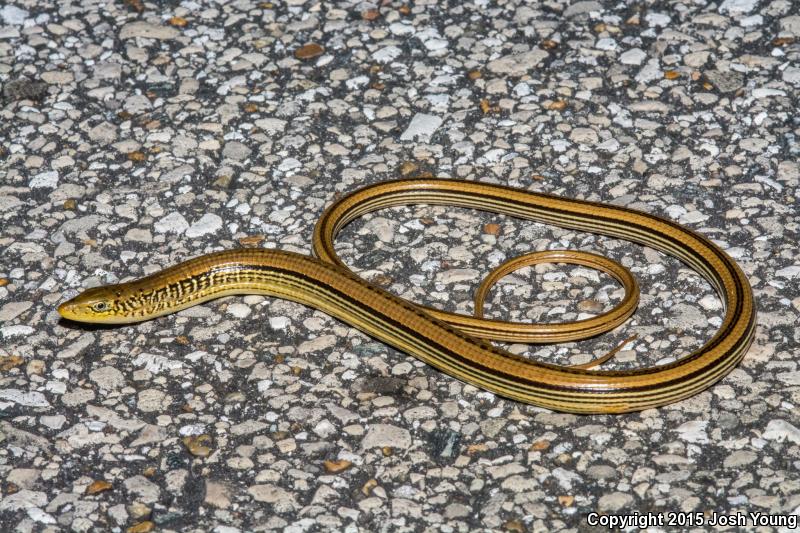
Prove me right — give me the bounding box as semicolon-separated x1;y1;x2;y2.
174;335;190;346
546;100;567;111
577;299;604;314
361;478;378;495
558;495;574;506
85;480;112;495
123;0;144;13
529;439;550;451
143;467;156;478
467;443;489;455
467;69;482;80
0;278;8;287
593;22;606;32
183;435;213;457
503;518;526;532
212;175;232;189
483;223;501;236
63;199;77;210
167;16;187;27
398;161;419;176
0;356;24;372
362;9;380;21
381;446;393;457
295;43;324;60
541;39;558;50
127;151;146;162
323;459;353;473
127;522;155;533
479;99;491;114
6;482;20;495
398;4;411;15
243;103;259;113
772;37;796;46
664;70;680;80
239;235;265;247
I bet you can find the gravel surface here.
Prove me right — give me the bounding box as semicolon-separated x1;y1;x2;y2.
2;0;800;531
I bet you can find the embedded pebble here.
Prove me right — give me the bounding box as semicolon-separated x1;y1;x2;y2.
762;420;800;445
0;5;29;25
0;389;51;408
362;424;412;449
400;113;443;141
119;21;180;40
185;214;223;238
154;212;190;234
486;49;549;76
0;301;32;321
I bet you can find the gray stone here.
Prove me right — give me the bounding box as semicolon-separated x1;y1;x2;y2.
362;424;412;449
247;484;297;512
723;450;758;468
486;49;548;77
154;212;189;234
400;113;443;141
222;141;252;161
0;5;28;25
61;388;95;407
87;122;118;144
29;171;59;189
564;1;602;17
780;15;800;37
0;390;50;408
0;301;32;321
119;21;180;40
719;0;758;14
762;420;800;445
619;48;646;65
0;490;47;512
89;366;126;390
185;214;223;238
58;333;96;359
598;492;633;511
123;475;161;504
705;69;744;93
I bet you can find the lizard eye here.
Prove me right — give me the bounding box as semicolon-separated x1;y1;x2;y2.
92;302;109;312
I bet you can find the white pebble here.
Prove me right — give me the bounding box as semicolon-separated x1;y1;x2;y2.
227;303;251;318
185;214;223;238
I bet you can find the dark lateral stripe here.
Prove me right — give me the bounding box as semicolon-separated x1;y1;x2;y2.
215;262;751;402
